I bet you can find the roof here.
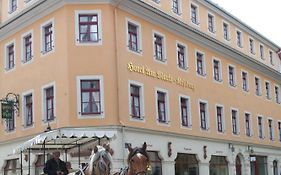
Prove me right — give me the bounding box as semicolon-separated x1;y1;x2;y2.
13;128;117;154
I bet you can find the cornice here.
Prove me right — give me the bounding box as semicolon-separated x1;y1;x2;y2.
119;0;281;83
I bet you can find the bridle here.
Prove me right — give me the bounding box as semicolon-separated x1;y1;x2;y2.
132;171;147;175
92;151;111;175
128;149;148;175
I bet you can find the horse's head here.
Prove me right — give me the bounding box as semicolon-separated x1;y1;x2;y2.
89;143;113;175
127;142;149;175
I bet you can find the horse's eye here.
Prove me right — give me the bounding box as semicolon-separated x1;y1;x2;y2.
130;159;134;163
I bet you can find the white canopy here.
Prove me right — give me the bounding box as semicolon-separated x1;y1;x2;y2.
13;127;117;154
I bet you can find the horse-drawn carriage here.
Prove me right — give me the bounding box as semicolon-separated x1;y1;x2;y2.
12;128;149;175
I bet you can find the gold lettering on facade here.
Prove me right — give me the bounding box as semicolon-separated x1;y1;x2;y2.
127;62;195;90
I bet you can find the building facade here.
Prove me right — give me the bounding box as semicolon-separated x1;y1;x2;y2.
0;0;281;175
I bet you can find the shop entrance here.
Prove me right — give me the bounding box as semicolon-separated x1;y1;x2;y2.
175;153;199;175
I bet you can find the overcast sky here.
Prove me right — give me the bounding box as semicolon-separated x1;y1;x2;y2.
211;0;281;47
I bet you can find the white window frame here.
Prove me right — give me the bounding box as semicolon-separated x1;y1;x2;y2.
152;30;167;64
212;57;222;83
274;84;281;104
41;82;56;123
265;80;272;100
22;89;35;128
126;17;142;55
268;117;275;141
155;87;170;126
190;2;200;26
236;29;243;48
249;36;256;55
179;94;192;128
254;75;262;96
269;50;274;66
128;80;145;122
198;99;209;131
171;0;182;16
259;44;264;60
76;75;105;119
257;115;265;139
40;18;55;57
231;108;240;136
228;64;236;88
152;0;160;4
74;10;102;46
8;0;18;14
21;30;34;65
215;104;225;133
207;12;216;35
222;20;230;42
4;40;16;72
176;41;188;71
195;50;206;78
241;70;249;92
244;112;253;137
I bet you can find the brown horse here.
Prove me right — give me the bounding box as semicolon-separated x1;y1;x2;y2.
69;144;113;175
114;142;149;175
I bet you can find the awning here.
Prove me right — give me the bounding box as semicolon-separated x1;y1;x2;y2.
13;127;117;154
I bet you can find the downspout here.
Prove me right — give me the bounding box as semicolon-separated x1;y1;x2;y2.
114;0;126;167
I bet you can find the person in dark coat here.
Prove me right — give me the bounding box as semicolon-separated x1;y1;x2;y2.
43;151;68;175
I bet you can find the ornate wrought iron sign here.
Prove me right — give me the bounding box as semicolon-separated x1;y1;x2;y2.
1;93;19;119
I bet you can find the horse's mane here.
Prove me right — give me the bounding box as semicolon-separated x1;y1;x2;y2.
127;147;149;164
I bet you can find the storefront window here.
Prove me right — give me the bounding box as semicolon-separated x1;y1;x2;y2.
250;156;268;175
147;151;162;175
175;153;199;175
4;159;20;175
209;156;229;175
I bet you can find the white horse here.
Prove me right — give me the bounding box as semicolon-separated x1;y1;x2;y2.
68;144;113;175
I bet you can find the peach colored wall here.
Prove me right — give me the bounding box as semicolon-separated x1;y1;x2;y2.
115;9;281;148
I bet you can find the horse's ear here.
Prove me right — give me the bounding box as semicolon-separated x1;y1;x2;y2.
94;145;98;153
128;144;133;152
142;142;147;151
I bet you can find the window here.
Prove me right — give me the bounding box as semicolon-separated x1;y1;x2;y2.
172;0;181;15
216;106;224;133
22;33;33;63
208;13;215;33
265;81;271;100
273;160;278;175
269;119;274;141
249;38;255;54
223;22;230;41
228;65;236;87
213;59;222;82
258;116;264;139
190;4;199;25
156;90;169;123
196;51;205;76
209;156;229;175
278;121;281;142
153;33;165;62
152;0;160;4
275;86;280;104
5;43;15;70
245;113;252;137
255;77;261;96
175;154;199;175
23;93;33;127
231;109;239;135
180;96;191;127
43;86;55;122
260;44;264;59
236;30;242;48
177;43;187;70
147;151;162;175
41;19;54;54
269;51;274;65
77;76;104;118
129;81;144;120
8;0;17;14
4;159;20;174
6;111;15;132
199;101;208;130
242;71;248;91
127;19;142;53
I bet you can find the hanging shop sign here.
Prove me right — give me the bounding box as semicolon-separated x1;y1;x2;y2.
127;62;195;90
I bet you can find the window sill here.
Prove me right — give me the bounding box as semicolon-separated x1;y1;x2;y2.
76;39;102;46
